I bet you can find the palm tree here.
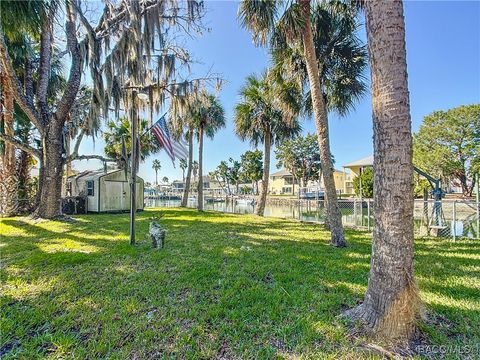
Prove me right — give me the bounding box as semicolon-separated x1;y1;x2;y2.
238;0;362;246
346;1;419;344
235;71;302;215
152;160;161;185
192;92;225;211
179;158;187;182
0;0;48;216
169;95;196;207
162;176;169;184
192;160;199;184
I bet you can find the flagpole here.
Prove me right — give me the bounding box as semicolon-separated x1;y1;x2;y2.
130;89;138;245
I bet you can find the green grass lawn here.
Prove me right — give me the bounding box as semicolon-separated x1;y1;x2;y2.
1;208;479;359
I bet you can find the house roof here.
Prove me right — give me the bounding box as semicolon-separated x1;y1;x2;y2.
343;155;374;168
270;169;292;177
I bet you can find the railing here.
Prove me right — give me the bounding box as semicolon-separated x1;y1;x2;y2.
145;197;480;240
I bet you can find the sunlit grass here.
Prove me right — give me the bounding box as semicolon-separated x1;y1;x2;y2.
1;208;479;358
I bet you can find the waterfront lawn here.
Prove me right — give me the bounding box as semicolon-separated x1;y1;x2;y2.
1;208;479;358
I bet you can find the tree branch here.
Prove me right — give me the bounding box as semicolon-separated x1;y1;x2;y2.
70;128;85;158
54;0;83;122
36;9;54;123
67;154;116;163
0;31;44;135
0;134;42;158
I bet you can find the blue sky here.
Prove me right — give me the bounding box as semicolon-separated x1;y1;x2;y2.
77;0;480;184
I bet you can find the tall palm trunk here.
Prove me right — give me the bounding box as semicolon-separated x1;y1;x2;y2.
347;0;419;344
292;174;295;196
181;127;193;207
0;73;18;216
300;0;346;247
197;124;204;211
155;170;158;185
18;140;32;211
255;129;270;216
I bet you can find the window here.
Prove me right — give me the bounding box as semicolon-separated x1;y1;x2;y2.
86;180;94;196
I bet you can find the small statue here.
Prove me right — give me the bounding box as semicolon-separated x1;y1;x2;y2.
149;215;166;249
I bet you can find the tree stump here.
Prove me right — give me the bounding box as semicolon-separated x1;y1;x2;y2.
149;220;166;249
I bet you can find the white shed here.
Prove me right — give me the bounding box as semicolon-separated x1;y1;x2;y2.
65;169;144;212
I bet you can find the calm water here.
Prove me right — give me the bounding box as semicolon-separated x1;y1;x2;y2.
145;197;479;238
145;198;326;223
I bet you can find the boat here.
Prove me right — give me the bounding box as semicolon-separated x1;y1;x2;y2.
206;197;226;203
300;191;325;200
236;198;256;206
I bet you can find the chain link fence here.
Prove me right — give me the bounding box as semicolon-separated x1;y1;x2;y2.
146;197;479;240
294;198;479;240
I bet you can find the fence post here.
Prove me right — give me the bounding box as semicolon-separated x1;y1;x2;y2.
452;200;456;241
367;200;371;231
476;174;479;239
353;198;357;226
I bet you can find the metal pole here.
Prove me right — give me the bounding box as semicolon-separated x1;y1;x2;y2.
476;172;479;239
367;199;371;231
353;198;357;227
130;90;138;245
452;200;456;242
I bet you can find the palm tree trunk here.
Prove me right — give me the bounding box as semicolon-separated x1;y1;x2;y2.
197;125;204;211
0;74;18;216
17;140;32;211
181;128;193;207
300;0;346;247
256;130;270;216
346;0;419;344
292;175;296;197
155;170;158;185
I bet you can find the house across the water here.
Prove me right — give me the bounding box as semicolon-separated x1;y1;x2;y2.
268;169;346;195
65;169;144;213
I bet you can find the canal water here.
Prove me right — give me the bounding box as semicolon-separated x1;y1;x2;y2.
145;197;480;238
145;198;327;223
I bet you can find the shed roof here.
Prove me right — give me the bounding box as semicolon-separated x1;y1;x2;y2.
68;169;124;182
343;155;374;168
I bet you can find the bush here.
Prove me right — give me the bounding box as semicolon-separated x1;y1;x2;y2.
353;167;373;198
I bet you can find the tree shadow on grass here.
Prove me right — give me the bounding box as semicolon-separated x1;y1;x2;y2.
1;208;479;358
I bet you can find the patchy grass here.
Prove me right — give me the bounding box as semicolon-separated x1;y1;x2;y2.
0;208;479;359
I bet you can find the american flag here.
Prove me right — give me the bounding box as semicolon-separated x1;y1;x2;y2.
151;116;188;164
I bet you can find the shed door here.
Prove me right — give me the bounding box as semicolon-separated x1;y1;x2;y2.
104;181;128;211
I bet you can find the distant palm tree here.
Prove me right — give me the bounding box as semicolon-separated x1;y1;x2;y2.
152;160;161;185
235;71;302;216
238;0;362;246
192;160;199;184
169;95;197;207
162;176;169;184
192;92;226;211
179;158;187;182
